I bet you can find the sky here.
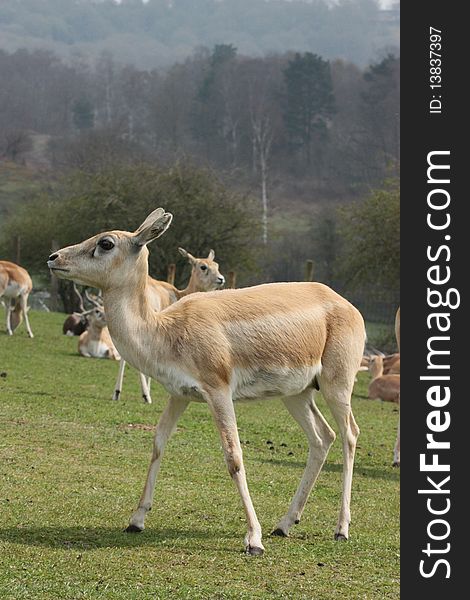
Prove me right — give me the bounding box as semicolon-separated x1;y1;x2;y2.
115;0;399;5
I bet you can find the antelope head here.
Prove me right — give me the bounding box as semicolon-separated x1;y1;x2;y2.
178;247;225;291
47;209;173;290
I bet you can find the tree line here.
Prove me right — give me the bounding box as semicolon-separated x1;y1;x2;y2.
0;45;399;205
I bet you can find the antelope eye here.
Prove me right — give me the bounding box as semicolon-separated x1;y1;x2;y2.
200;265;208;271
98;238;114;251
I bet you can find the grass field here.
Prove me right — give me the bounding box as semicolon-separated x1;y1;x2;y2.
0;312;399;599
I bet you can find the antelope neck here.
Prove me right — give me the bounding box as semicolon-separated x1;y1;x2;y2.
102;280;162;355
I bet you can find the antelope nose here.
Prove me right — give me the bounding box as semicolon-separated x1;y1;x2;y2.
48;253;59;261
218;276;225;284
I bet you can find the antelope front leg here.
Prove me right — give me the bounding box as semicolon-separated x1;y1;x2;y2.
126;395;189;532
20;295;34;338
205;389;264;556
5;303;12;335
113;359;126;400
138;371;152;404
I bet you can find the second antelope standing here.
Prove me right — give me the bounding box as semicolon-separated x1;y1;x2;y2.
0;260;34;338
47;208;366;556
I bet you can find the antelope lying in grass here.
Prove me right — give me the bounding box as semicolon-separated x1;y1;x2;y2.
47;208;366;556
78;306;120;359
367;354;400;403
112;247;225;403
63;311;90;336
362;351;400;375
0;260;34;337
63;284;95;336
382;352;400;375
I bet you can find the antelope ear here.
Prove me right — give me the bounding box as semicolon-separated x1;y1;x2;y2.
207;249;215;261
133;209;173;246
178;247;196;264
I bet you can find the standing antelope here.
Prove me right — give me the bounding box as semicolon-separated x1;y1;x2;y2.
47;208;366;556
112;247;225;403
0;260;34;337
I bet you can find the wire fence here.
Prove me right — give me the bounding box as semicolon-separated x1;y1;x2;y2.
347;290;399;326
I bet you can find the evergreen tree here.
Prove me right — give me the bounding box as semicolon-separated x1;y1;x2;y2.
360;54;400;175
191;44;237;161
282;52;335;166
72;97;94;130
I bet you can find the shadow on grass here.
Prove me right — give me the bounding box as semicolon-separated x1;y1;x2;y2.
254;457;400;481
0;525;237;552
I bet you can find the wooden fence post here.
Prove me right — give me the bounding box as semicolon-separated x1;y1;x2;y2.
304;260;314;282
227;271;237;289
167;263;176;286
49;239;60;312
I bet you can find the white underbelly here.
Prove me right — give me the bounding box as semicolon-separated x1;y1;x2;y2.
2;282;24;299
87;340;111;358
152;363;204;400
138;361;321;403
231;365;321;400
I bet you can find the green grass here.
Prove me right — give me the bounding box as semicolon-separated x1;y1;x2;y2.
0;312;399;599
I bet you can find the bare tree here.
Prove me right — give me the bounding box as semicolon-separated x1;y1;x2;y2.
0;129;32;162
244;58;282;244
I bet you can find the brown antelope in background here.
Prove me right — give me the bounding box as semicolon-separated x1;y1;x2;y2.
0;260;34;338
47;208;366;556
63;284;94;336
367;354;400;403
362;350;400;375
382;352;400;375
63;311;91;337
112;247;225;403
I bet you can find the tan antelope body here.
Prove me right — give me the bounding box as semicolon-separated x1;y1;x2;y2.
382;352;400;375
367;355;400;403
112;248;224;403
78;307;120;359
0;260;34;337
47;208;366;555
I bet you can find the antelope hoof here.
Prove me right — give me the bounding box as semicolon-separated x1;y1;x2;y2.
334;533;348;542
143;395;152;404
271;528;288;537
125;524;144;533
246;545;264;556
392;461;400;468
113;390;121;401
